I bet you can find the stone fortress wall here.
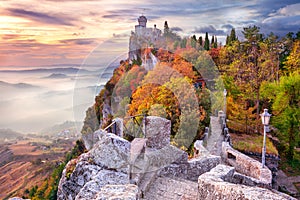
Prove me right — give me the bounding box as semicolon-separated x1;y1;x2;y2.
129;15;164;71
58;116;296;200
221;141;272;186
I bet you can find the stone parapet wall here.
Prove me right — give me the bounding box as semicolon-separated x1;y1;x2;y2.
143;177;198;200
198;165;296;200
159;155;221;182
222;141;272;185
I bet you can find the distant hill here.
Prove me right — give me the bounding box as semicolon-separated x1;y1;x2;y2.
43;73;68;79
40;121;82;137
0;128;22;140
0;81;39;89
0;67;90;74
87;85;104;94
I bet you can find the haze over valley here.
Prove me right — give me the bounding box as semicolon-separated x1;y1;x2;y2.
0;67;106;133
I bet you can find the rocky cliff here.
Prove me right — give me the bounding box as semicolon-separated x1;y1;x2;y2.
57;131;137;199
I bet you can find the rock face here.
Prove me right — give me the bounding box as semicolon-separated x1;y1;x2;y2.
143;116;171;149
57;133;131;200
198;164;296;200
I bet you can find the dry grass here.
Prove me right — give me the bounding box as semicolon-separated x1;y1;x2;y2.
231;133;278;156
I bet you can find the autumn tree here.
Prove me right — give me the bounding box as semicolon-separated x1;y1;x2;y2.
127;49;211;149
227;96;257;134
284;40;300;74
217;39;240;73
219;26;281;131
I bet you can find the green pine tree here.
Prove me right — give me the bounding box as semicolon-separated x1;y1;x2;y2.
204;32;210;50
214;36;218;48
198;36;203;46
191;35;197;48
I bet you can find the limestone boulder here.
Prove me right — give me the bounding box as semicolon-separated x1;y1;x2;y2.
75;170;129;200
90;133;130;173
57;133;130;200
57;155;103;200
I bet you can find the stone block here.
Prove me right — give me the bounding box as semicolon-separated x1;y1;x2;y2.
95;184;138;200
76;170;129;200
143;116;171;149
91;133;130;173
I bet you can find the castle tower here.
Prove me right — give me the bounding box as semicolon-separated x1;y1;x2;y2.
138;15;147;27
129;15;164;61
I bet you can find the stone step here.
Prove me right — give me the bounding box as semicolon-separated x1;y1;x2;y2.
142;177;198;200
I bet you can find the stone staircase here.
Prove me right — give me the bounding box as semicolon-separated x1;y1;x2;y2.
142;176;198;200
206;116;224;156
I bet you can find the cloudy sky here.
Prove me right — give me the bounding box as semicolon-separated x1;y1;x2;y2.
0;0;300;69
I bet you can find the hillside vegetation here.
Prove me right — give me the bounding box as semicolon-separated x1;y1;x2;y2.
82;26;299;170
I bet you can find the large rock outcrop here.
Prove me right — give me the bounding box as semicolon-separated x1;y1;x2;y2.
57;133;131;200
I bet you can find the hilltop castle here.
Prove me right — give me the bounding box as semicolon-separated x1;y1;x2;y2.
128;15;164;65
